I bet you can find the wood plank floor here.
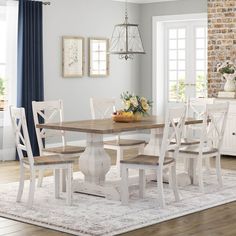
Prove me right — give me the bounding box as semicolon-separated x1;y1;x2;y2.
0;151;236;236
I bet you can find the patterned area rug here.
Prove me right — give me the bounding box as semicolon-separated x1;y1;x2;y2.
0;167;236;236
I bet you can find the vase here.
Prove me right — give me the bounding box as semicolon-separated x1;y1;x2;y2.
223;74;236;92
133;112;142;121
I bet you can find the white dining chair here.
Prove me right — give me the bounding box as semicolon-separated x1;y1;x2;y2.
32;100;85;189
90;97;146;172
183;97;215;170
10;106;73;207
178;102;229;192
120;105;186;208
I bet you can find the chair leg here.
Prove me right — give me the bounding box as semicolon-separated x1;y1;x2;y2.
197;157;204;192
16;164;25;202
66;165;72;205
157;168;165;208
205;157;211;172
184;158;189;173
54;169;60;199
37;170;44;187
61;169;66;192
170;163;180;202
121;165;129;205
117;148;123;176
216;154;223;188
28;170;36;207
138;144;145;155
139;169;145;198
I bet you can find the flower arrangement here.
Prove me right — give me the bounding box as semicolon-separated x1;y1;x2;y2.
217;60;236;92
120;91;152;116
217;60;236;75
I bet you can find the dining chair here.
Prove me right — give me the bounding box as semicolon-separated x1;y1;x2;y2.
120;105;186;208
178;102;229;192
32;100;85;189
10;106;73;207
90;97;146;172
183;98;215;170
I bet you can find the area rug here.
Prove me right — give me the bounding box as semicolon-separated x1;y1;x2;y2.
0;167;236;236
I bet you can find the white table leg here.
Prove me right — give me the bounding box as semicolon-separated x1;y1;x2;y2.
76;133;120;200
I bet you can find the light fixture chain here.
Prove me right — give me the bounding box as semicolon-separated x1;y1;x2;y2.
125;0;128;23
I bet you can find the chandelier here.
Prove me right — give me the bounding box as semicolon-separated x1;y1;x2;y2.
110;0;145;60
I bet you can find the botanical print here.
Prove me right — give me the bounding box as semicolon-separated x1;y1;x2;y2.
62;37;84;77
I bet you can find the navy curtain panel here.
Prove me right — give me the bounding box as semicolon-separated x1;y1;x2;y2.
17;0;44;157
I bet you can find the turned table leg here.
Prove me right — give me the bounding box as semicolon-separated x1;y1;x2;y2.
79;133;111;184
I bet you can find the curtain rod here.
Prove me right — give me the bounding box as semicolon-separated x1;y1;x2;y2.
12;0;51;5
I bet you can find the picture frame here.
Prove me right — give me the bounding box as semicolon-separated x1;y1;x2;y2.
88;38;109;77
62;36;84;78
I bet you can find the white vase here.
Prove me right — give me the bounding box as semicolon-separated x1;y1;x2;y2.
223;74;236;92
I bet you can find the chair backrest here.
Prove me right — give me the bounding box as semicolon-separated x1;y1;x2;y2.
10;106;34;167
32;100;65;155
200;102;229;151
159;105;186;165
90;97;116;119
187;97;215;119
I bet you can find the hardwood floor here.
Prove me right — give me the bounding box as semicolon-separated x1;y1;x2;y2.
0;152;236;236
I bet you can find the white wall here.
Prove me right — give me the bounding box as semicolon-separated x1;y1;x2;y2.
43;0;141;132
139;0;207;100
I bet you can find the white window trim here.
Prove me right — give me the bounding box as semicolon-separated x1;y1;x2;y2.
152;13;207;116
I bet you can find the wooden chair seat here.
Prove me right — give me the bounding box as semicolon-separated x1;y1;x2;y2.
43;145;85;155
104;139;146;147
179;145;218;155
171;138;200;146
22;155;74;166
120;155;174;166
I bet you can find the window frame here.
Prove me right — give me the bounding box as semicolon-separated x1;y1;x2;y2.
88;38;109;78
164;20;208;103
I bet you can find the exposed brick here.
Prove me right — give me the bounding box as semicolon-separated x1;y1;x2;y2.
208;0;236;97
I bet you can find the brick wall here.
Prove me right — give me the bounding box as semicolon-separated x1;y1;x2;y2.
208;0;236;97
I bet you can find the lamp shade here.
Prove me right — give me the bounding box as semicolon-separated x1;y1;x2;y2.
110;22;145;60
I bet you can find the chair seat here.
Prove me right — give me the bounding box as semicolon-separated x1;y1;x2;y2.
104;139;146;147
43;145;85;154
179;145;218;155
120;155;174;166
23;155;74;166
171;138;200;146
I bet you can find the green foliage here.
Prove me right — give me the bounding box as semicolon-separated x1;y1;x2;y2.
171;75;207;101
0;78;5;98
120;91;153;115
218;65;235;74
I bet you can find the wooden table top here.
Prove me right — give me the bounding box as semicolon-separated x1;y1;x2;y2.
36;116;203;134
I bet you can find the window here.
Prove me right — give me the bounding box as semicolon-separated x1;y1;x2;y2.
88;38;109;77
0;7;7;110
0;3;18;112
165;20;207;102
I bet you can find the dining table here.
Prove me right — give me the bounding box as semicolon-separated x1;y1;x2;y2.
37;115;202;200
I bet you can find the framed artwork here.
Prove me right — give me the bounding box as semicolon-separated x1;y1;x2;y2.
88;38;109;77
62;36;84;78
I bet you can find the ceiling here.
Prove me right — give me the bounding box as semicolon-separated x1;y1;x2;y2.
113;0;179;4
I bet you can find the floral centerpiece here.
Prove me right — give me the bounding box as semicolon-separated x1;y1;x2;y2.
217;60;236;92
120;91;152;120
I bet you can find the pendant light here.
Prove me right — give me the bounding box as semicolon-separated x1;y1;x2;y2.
110;0;145;60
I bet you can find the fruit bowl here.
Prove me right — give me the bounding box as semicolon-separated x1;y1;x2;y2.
112;111;135;123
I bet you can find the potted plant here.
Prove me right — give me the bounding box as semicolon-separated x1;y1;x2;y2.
217;60;236;92
0;78;5;110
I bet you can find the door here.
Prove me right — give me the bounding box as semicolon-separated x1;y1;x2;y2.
164;20;208;103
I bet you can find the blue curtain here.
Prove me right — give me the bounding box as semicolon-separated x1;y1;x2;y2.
17;0;44;157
